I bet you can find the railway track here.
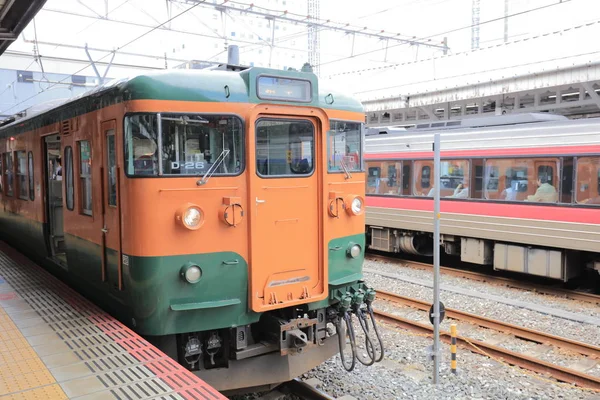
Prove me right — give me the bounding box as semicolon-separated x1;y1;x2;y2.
374;290;600;390
366;254;600;305
273;378;335;400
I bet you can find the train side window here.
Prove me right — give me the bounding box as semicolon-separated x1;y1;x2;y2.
576;157;600;205
402;163;411;196
28;152;34;201
421;165;431;189
3;152;13;197
440;160;469;198
64;146;74;211
367;164;381;194
16;151;27;200
328;121;362;173
78;141;92;216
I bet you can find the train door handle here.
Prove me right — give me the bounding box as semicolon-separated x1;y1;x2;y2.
256;197;266;205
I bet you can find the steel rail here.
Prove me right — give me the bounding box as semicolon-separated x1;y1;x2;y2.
374;309;600;390
278;378;336;400
376;289;600;358
365;254;600;305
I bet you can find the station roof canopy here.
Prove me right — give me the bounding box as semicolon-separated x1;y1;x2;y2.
0;0;47;55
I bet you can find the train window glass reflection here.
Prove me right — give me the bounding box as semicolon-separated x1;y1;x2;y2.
3;152;13;197
125;114;158;175
576;157;600;205
16;151;27;200
367;164;381;193
125;114;243;177
107;134;117;207
79;141;92;216
256;119;314;177
65;146;74;211
162;114;243;176
28;152;34;201
328;121;362;173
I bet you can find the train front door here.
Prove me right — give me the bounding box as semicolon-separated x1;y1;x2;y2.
249;116;324;312
100;120;123;290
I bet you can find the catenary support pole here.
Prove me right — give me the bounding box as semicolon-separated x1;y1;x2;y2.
433;133;441;383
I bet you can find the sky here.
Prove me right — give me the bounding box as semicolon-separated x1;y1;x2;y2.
1;0;600;106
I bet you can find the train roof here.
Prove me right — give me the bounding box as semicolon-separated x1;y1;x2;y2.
0;67;363;138
365;115;600;155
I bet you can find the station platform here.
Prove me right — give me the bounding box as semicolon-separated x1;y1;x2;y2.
0;241;226;400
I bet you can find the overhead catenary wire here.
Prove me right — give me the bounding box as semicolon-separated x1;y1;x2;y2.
0;0;208;116
318;0;573;69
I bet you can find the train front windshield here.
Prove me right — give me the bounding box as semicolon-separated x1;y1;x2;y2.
124;114;244;176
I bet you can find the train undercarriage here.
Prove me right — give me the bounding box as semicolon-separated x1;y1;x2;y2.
368;226;600;282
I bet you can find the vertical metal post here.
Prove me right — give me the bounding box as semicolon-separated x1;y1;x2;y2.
432;133;441;384
450;324;457;374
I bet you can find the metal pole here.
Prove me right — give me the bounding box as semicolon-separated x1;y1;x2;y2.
432;133;441;384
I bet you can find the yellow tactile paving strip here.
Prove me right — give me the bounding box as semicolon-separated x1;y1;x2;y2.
0;242;225;400
0;307;67;399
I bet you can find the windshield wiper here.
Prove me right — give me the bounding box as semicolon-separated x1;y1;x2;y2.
340;156;353;179
197;149;230;186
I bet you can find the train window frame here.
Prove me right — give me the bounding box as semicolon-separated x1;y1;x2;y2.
255;118;316;178
78;140;93;216
16;150;27;200
28;151;34;201
575;156;600;206
364;154;600;207
64;146;74;211
3;152;13;197
123;112;245;178
327;120;364;174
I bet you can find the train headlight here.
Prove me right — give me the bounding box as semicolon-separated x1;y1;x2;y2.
180;264;202;284
345;195;365;216
347;243;362;259
176;203;204;230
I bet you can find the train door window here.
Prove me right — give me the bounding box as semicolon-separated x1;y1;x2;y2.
28;152;34;201
3;152;13;197
16;151;27;200
561;157;573;204
328;120;362;173
367;163;381;194
78;141;92;215
107;134;117;207
440;160;469;198
402;163;411;196
64;146;74;211
576;157;600;205
256;119;314;176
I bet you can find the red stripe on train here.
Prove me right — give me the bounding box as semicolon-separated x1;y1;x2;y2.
364;145;600;160
366;196;600;224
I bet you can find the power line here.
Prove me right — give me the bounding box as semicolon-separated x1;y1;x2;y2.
327;13;595;80
0;0;207;116
318;0;573;69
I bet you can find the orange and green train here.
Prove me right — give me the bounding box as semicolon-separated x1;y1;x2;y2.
0;65;382;392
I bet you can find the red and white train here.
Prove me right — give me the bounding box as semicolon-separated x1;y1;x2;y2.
364;114;600;281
